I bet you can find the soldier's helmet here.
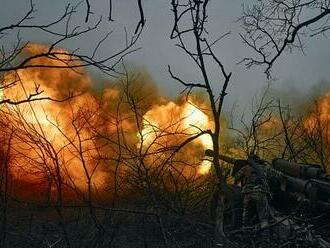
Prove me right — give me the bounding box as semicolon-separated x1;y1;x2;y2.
232;159;249;176
248;153;264;165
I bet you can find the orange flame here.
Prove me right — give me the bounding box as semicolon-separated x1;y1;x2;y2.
0;44;106;200
0;43;217;202
140;100;213;174
305;92;330;132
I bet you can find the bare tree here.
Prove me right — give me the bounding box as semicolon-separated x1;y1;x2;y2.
0;0;143;105
0;126;13;247
168;0;233;241
240;0;330;78
229;87;330;173
301;100;330;171
229;86;285;159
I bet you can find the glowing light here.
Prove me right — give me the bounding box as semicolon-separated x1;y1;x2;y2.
0;87;3;101
182;103;213;149
199;160;212;175
305;92;330;138
0;43;221;202
140;100;214;174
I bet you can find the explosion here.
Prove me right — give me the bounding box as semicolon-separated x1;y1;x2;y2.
0;43;216;202
0;44;115;200
140;100;213;174
305;91;330;134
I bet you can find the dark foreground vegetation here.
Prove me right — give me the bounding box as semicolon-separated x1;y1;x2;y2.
1;181;329;248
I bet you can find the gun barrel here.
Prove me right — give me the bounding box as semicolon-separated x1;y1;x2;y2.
272;158;325;179
219;154;237;164
205;150;238;164
214;153;330;210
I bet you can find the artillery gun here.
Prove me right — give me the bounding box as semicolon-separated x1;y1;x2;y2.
206;151;330;247
216;153;330;210
271;159;330;209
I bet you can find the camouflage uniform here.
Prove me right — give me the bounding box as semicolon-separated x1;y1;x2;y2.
234;161;270;229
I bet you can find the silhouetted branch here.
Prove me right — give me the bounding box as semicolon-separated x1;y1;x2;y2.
135;0;145;34
240;0;330;78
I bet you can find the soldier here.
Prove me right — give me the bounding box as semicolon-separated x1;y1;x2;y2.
232;155;270;230
204;150;270;230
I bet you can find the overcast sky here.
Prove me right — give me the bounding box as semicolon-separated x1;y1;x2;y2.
2;0;330;111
